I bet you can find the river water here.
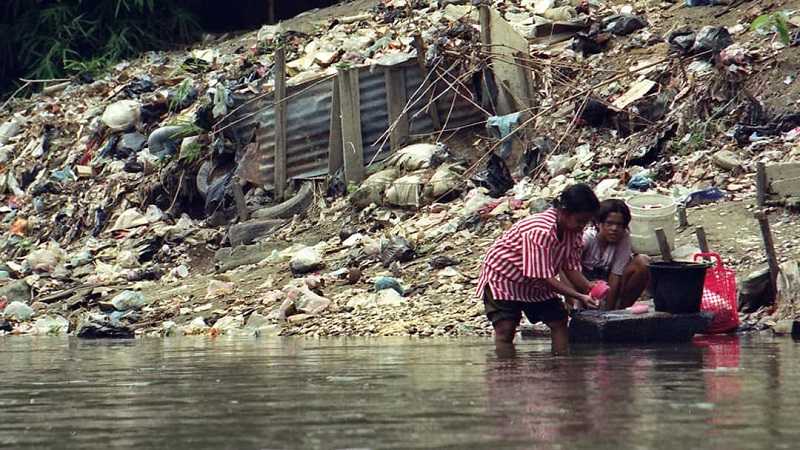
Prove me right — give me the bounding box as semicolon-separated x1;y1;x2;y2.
2;335;799;449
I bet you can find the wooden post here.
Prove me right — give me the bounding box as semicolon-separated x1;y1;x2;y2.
695;226;709;253
678;206;688;228
756;161;767;207
328;77;343;175
273;46;288;202
232;175;250;222
412;34;442;130
756;211;780;301
385;67;409;151
337;67;365;184
655;228;673;262
266;0;276;24
479;5;495;111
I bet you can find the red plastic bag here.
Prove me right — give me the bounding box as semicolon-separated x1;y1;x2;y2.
694;252;739;334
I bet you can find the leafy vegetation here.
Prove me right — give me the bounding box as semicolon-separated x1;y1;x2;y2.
0;0;199;98
751;11;791;46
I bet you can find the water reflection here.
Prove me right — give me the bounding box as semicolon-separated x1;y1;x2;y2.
3;335;800;449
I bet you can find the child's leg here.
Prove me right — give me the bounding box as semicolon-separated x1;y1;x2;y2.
618;255;651;308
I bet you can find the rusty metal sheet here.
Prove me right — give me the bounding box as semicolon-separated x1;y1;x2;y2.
231;61;484;188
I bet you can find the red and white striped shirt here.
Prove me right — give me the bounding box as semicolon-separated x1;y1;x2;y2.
476;208;583;302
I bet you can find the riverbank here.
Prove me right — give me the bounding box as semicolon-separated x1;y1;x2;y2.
2;0;800;337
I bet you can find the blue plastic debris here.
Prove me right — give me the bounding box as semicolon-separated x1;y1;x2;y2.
627;173;654;191
486;112;522;160
374;276;404;296
682;187;727;207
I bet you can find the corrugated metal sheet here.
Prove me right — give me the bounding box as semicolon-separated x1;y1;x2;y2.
229;60;484;188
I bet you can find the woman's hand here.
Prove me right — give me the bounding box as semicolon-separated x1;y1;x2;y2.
578;293;600;309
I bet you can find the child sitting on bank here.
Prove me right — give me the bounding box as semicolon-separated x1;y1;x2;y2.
578;199;650;310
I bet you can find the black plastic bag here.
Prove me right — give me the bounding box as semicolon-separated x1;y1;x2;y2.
471;152;514;198
692;26;733;55
515;137;550;179
381;236;415;268
571;32;609;56
667;28;696;55
605;14;647;36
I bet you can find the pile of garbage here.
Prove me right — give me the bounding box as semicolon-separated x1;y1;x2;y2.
1;0;800;337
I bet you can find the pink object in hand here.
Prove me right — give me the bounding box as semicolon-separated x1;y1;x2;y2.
627;302;650;315
590;281;609;300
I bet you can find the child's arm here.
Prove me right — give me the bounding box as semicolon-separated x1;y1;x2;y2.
605;274;622;310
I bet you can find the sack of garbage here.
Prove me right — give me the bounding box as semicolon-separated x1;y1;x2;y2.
425;163;464;199
383;143;449;172
385;172;426;207
349;167;399;208
471;153;514;198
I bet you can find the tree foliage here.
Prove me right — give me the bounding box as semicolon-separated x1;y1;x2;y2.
0;0;199;98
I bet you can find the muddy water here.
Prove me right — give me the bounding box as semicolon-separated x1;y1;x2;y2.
1;335;799;449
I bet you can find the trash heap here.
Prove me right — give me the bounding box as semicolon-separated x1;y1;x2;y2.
2;0;800;337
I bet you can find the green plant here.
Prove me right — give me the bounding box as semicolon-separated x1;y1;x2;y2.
0;0;200;98
180;141;206;164
751;11;791;45
166;118;204;138
169;78;193;113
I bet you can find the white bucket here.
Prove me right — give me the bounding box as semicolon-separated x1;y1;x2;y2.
626;194;677;256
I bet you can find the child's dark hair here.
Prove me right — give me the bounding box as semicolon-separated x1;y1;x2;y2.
553;183;599;214
595;199;631;228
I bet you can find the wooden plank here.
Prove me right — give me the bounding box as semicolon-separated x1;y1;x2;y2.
232;175;250;222
273;46;288;202
412;34;442;130
765;162;800;183
695;226;709;253
770;176;800;198
384;68;409;151
487;7;532;114
479;5;495;112
338;67;365;184
266;0;275;24
756;212;779;302
328;75;343;175
756;161;767;206
678;206;688;228
655;228;673;262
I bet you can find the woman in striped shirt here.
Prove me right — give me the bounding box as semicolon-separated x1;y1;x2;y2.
477;184;600;355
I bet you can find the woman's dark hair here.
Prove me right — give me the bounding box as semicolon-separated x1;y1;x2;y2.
595;199;631;228
553;183;599;214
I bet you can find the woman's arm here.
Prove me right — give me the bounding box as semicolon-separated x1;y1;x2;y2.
545;275;597;308
561;269;593;295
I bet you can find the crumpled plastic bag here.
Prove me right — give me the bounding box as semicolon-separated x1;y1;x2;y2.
604;14;647;36
471;153;514;198
380;236;415;268
109;290;147;311
3;301;34;321
25;241;66;273
101;100;141;131
110;205;164;231
33;315;70;335
290;246;324;274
